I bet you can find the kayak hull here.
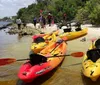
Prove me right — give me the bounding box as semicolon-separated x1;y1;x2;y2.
59;28;88;41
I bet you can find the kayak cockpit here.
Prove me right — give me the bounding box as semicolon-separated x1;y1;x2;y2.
29;53;47;65
87;49;100;62
33;37;45;43
95;39;100;49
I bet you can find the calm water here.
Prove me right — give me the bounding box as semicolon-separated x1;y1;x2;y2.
0;21;11;25
0;25;32;85
0;29;17;57
0;21;16;56
0;27;32;58
0;21;12;28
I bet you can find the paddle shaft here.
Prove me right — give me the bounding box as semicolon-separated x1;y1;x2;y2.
15;54;70;61
0;51;83;67
48;54;70;58
15;54;76;61
16;51;84;61
16;58;29;61
16;55;68;61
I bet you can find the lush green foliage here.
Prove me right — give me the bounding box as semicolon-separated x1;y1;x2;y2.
16;0;84;23
75;0;100;25
16;0;100;25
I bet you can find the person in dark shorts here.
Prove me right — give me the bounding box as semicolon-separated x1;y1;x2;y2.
47;13;52;26
33;17;37;27
42;16;46;28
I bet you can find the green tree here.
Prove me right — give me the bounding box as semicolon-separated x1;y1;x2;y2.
17;8;26;18
16;0;84;23
75;0;100;25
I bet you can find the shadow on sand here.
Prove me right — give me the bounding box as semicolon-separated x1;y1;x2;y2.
81;73;100;85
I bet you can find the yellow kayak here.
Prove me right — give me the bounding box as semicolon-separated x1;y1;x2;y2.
31;31;59;53
82;39;100;81
42;30;59;39
59;28;88;41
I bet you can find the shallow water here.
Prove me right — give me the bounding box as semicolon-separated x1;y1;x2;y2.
0;28;100;85
0;28;32;85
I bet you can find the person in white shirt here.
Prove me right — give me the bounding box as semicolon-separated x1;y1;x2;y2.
16;18;22;30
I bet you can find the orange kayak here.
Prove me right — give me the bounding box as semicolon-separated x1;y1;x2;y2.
18;40;67;82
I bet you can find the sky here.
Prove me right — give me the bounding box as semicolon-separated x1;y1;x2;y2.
0;0;36;18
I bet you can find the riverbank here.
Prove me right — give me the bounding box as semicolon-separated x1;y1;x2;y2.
0;24;100;85
7;23;41;35
7;23;58;35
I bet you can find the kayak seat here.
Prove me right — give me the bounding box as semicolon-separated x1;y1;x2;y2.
29;52;47;65
95;39;100;49
87;49;100;62
34;37;45;43
75;27;81;31
75;22;82;31
63;28;71;32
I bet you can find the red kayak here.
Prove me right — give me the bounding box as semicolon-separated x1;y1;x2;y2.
18;40;67;83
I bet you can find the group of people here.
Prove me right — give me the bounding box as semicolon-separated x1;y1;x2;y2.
33;12;53;28
16;12;68;30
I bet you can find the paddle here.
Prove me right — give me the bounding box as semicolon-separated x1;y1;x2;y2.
0;52;84;66
47;52;84;58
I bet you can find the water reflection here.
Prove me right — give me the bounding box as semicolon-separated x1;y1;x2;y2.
0;29;18;45
17;33;23;41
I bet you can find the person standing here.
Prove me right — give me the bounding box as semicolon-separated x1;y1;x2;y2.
42;16;46;28
33;17;37;28
62;13;67;26
39;14;44;28
16;18;22;30
47;12;52;26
